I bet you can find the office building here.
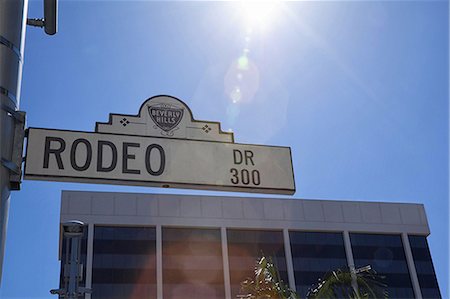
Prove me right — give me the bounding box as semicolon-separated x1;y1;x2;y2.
58;191;441;299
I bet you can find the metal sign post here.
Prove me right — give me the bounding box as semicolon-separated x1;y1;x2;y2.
0;0;28;281
0;0;58;281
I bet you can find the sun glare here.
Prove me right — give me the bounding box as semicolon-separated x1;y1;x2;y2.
224;1;285;113
237;1;283;31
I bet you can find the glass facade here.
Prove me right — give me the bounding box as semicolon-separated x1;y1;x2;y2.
289;231;348;297
409;235;441;299
227;229;288;298
350;233;415;299
92;226;157;299
60;225;442;299
162;227;224;299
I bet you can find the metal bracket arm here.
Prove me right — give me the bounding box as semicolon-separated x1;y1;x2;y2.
26;18;45;28
1;104;25;123
1;106;26;190
0;159;20;174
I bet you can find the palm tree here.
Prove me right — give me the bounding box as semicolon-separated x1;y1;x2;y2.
238;256;299;299
238;256;388;299
306;266;388;299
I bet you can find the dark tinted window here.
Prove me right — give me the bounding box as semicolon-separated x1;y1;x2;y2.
351;233;414;298
92;226;156;299
409;235;441;299
162;227;224;299
290;231;347;297
227;229;287;298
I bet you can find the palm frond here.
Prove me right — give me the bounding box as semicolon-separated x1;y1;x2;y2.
239;256;299;299
306;267;388;299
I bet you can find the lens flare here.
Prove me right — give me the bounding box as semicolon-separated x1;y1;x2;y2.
230;87;242;103
224;58;260;104
226;104;240;124
238;55;249;70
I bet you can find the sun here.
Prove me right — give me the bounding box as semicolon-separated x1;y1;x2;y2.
236;1;283;31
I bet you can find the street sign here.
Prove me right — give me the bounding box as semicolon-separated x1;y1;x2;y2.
24;95;295;194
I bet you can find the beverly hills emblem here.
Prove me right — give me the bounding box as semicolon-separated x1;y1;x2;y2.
93;95;234;142
148;103;184;133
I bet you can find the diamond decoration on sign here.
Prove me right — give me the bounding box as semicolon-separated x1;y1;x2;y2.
120;118;130;126
202;124;211;133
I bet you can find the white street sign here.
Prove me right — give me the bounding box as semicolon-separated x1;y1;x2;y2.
24;96;295;194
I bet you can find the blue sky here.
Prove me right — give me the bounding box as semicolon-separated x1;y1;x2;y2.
1;1;448;298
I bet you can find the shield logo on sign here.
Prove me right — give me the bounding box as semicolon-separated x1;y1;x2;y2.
148;104;184;132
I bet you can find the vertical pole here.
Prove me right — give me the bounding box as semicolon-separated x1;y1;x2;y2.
68;235;80;298
343;231;358;295
283;229;296;291
0;0;28;282
343;231;355;269
221;227;231;299
156;225;163;299
402;233;423;299
85;224;94;299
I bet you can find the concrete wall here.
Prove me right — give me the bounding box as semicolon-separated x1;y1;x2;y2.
61;191;429;235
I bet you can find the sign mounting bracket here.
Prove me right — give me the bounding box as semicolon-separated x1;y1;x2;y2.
0;106;26;190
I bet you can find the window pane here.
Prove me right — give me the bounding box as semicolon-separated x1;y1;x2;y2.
92;226;156;299
162;227;224;299
351;233;415;298
289;231;347;297
227;229;287;298
409;235;441;299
